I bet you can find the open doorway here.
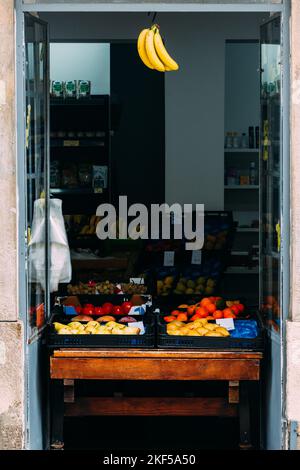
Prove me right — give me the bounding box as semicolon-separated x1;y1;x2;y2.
18;6;288;451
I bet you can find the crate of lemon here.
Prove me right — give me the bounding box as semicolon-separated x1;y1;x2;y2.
157;298;263;349
157;316;262;349
48;318;155;348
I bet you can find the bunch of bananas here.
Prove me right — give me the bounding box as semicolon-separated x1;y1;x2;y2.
137;24;179;72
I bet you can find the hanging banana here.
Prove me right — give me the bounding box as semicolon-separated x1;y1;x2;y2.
145;26;165;72
137;24;179;72
137;29;154;70
153;25;179;71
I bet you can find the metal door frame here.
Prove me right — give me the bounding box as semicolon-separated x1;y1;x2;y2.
15;0;290;450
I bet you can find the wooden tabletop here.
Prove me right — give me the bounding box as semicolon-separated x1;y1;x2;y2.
51;348;262;381
53;348;263;359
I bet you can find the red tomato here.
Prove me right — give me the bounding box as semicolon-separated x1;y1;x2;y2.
75;306;82;314
112;305;123;316
94;306;104;316
121;301;133;315
102;302;113;315
82;306;94;316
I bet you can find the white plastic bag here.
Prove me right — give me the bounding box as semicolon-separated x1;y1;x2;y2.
28;198;72;292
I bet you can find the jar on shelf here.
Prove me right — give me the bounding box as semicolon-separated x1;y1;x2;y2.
78;164;92;187
232;132;240;148
225;132;233;148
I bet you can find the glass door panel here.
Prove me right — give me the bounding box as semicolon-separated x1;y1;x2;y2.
260;15;281;332
25;14;49;338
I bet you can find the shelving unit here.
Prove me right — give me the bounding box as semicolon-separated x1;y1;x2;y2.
50;94;113;284
50;95;111;214
223;143;260;303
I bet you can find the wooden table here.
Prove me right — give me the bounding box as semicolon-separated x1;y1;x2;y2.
50;348;263;450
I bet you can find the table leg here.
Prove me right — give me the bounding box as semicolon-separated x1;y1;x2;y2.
239;381;252;450
50;379;64;450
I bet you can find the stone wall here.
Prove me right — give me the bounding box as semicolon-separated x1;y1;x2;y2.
0;0;24;450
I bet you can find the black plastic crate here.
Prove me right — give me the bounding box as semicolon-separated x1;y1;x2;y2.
157;312;264;351
47;313;155;349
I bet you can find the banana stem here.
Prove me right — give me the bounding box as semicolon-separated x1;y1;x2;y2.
151;23;159;33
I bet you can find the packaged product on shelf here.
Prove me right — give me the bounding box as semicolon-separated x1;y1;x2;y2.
64;80;77;98
77;80;91;98
50;160;60;188
78;164;92;187
61;164;78;188
93;165;108;193
51;80;64;98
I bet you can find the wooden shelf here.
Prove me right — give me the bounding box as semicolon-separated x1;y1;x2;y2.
236;228;259;233
225;185;259;190
224;148;259;153
225;267;259;275
50;188;106;195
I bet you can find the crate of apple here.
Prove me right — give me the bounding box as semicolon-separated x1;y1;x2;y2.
163;297;245;323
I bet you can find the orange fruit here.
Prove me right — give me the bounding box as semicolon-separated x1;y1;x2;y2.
206;303;217;314
223;308;234;316
231;305;240;315
170;310;180;316
187;305;195;316
195;307;208;318
177;313;188;322
223;310;236;319
213;310;223;319
200;298;211;307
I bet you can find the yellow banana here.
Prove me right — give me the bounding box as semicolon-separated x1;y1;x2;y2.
145;27;165;72
137;29;154;70
153;26;179;71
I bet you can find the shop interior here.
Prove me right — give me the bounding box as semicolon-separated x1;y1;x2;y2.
25;11;282;450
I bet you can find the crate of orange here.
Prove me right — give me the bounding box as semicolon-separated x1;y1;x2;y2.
157;296;264;350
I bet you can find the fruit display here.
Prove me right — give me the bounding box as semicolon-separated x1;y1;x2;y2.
157;275;176;296
64;214;101;237
67;280;148;295
68;300;134;317
137;24;179;72
166;318;230;337
203;231;229;251
172;276;216;296
53;320;141;336
163;297;245;323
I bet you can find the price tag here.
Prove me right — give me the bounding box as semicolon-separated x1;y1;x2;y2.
130;277;144;285
191;250;202;265
216;318;235;331
63;140;79;147
164;251;175;267
129;321;145;335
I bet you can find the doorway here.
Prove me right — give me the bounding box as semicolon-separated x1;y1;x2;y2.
16;2;290;451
